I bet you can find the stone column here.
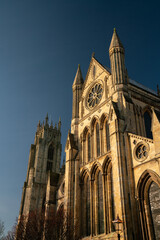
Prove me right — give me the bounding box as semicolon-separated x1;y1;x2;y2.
102;173;107;233
90;179;93;236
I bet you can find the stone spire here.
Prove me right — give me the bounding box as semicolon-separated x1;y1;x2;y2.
58;117;61;130
109;28;127;85
72;65;83;120
109;28;124;52
72;64;83;86
45;113;49;126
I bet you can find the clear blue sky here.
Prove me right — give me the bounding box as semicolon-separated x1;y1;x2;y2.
0;0;159;234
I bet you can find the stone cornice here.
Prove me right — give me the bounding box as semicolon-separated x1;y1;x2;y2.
128;133;154;143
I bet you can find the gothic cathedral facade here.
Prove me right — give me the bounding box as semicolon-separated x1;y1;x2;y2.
18;29;160;240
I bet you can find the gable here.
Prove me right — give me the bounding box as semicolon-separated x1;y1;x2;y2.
79;57;111;119
82;56;110;93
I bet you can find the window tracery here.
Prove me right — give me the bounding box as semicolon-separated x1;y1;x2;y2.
87;83;103;108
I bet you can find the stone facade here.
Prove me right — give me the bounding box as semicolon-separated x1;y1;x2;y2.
18;29;160;240
19;114;62;218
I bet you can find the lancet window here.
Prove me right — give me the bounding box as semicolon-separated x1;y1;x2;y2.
97;171;104;234
138;170;160;240
88;133;91;162
86;176;91;236
105;121;110;151
81;159;114;237
144;111;153;139
82;128;92;164
81;173;91;237
47;144;54;171
96;123;100;157
48;144;54;160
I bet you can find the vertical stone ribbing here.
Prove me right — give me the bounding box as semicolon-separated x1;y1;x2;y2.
110;48;125;86
109;29;126;86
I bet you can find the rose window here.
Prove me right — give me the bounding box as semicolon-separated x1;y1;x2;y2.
136;144;148;160
87;83;103;108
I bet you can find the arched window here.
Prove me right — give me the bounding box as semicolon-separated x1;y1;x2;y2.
88;133;91;162
144;111;153;139
81;174;91;237
138;171;160;240
96;123;100;157
86;176;90;236
149;182;160;240
97;171;104;234
47;144;54;171
106;121;110;151
48;145;54;160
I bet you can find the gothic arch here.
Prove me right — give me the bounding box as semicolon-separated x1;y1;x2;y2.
142;106;152;116
80;169;91;237
82;126;90;141
90;162;102;180
82;127;91;163
102;156;114;233
90;116;99;132
102;156;111;174
142;106;153;139
100;113;108;130
137;170;160;240
80;167;90;182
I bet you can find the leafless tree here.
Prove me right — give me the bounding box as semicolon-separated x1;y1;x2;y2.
15;208;79;240
0;220;4;240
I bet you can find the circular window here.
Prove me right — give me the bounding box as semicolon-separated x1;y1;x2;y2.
87;83;103;108
134;142;149;162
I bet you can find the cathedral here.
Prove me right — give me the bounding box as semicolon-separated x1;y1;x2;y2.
18;29;160;240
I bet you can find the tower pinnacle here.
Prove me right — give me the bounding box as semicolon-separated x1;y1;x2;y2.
72;64;83;86
45;113;48;125
109;28;124;53
109;28;126;85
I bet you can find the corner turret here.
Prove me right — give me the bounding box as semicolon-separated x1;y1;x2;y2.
72;64;83;119
109;28;127;86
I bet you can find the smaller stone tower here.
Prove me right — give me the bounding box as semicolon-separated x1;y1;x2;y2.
19;114;62;218
109;28;127;86
71;64;84;140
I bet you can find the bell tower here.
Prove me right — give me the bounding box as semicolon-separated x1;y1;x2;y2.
18;114;62;218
